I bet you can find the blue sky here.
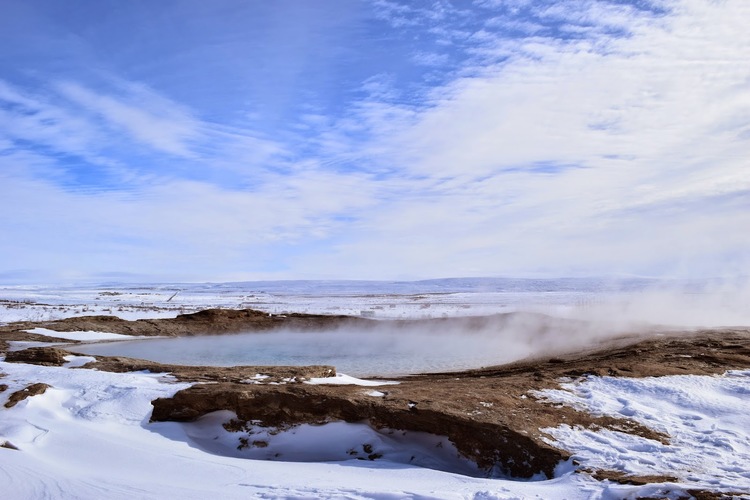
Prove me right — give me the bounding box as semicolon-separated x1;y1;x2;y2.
1;0;748;283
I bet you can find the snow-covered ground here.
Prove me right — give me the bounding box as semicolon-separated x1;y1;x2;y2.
5;358;746;499
2;280;750;499
0;280;597;323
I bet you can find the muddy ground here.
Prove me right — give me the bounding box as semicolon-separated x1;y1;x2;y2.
2;308;750;493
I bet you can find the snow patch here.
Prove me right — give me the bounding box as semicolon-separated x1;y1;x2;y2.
63;355;97;368
305;373;400;386
240;374;271;384
535;370;750;490
25;328;145;342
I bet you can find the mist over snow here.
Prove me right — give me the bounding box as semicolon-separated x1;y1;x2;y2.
1;0;749;283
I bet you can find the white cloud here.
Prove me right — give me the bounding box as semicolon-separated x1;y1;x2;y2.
56;81;202;158
294;0;750;278
0;160;378;280
398;2;745;192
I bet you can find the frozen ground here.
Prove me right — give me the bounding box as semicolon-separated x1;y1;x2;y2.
2;280;750;499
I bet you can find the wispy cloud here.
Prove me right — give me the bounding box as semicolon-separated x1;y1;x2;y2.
0;80;102;160
56;81;202;158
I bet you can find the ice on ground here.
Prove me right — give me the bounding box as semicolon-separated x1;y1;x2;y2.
535;370;750;492
305;373;400;386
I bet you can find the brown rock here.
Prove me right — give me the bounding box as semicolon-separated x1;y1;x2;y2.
4;348;68;366
150;381;566;478
4;383;51;408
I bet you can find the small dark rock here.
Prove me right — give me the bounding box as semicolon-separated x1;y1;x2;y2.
1;440;19;450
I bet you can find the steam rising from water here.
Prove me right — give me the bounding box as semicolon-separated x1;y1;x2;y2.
73;280;750;376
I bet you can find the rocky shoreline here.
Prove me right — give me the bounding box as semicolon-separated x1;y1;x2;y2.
2;308;750;489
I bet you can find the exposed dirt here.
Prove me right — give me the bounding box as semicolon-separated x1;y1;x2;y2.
4;383;52;408
2;309;750;484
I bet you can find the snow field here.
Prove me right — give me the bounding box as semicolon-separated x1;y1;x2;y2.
0;281;618;324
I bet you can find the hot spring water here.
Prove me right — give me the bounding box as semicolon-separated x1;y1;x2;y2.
71;327;535;376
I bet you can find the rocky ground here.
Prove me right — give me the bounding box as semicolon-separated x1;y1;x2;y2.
2;308;750;494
